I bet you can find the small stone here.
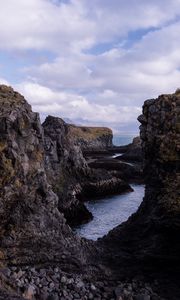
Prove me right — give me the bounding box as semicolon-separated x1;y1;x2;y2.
76;280;84;289
74;292;80;299
41;277;48;286
61;276;67;284
90;284;96;291
114;286;123;299
88;293;94;299
30;267;36;274
54;267;59;273
97;281;105;289
49;282;55;289
40;269;46;277
39;291;49;300
23;284;36;300
127;284;133;292
35;277;40;285
67;278;74;285
16;279;23;287
4;268;11;277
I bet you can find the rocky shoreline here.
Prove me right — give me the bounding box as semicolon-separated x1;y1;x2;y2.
0;85;179;300
1;265;167;300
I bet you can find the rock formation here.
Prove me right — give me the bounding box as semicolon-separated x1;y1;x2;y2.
42;115;132;225
68;124;113;151
99;91;180;295
42;116;92;226
119;136;142;162
1;85;179;299
0;85;90;269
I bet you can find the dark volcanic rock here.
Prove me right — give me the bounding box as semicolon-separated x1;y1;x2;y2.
0;85;90;268
81;175;133;199
88;158;143;182
68;124;113;150
42;115;133;225
0;85;176;300
99;91;180;287
42;115;92;226
119;136;143;162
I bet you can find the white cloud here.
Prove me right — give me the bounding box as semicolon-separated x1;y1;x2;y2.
0;0;95;53
0;0;180;132
16;82;141;126
0;78;9;85
25;20;180;107
0;0;180;53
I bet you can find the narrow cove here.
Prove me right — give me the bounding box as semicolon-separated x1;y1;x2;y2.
74;183;145;241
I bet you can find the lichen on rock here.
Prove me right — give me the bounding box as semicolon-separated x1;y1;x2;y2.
0;85;90;268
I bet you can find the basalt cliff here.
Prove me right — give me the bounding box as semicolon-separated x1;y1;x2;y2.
0;85;179;300
42;116;130;226
0;85;92;269
99;90;180;298
68;125;113;151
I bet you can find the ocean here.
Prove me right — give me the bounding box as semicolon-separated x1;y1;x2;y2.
75;184;144;240
74;133;144;240
113;134;136;146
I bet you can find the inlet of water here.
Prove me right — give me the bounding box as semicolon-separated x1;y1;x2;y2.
74;184;144;241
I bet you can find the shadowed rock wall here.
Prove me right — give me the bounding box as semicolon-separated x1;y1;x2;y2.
0;85;90;268
100;91;180;277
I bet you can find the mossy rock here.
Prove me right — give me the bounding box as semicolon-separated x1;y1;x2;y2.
0;141;6;152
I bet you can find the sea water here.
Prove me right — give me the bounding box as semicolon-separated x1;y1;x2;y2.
113;134;135;146
74;134;143;240
75;184;144;241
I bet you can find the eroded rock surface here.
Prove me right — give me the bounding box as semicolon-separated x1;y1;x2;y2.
42;116;92;226
119;136;142;162
0;85;90;269
42;115;132;226
68;124;113;151
1;85;179;299
98;91;180;298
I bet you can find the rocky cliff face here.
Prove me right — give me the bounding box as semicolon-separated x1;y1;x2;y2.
0;85;90;268
68;125;113;150
0;85;179;299
100;91;180;281
42;116;92;226
120;136;142;162
42;115;131;225
137;91;180;264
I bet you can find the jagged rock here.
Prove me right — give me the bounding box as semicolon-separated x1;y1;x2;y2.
88;159;143;182
119;137;143;162
42;115;133;225
1;85;178;299
42;116;92;226
99;91;180;286
68;125;113;150
0;85;90;268
81;176;133;199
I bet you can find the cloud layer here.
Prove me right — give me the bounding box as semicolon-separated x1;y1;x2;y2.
0;0;180;133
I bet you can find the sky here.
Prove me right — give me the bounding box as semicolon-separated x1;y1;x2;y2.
0;0;180;134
